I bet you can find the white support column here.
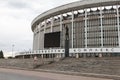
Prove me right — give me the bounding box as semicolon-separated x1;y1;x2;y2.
51;17;53;32
60;14;63;31
100;7;103;47
85;9;87;48
71;11;74;48
33;32;35;51
34;28;37;50
60;14;63;48
44;20;47;49
116;5;120;47
44;20;46;33
38;23;41;50
37;25;39;50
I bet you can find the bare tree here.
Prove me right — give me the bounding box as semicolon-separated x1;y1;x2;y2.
0;50;4;59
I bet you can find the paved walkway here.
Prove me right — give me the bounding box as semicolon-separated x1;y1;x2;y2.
0;68;113;80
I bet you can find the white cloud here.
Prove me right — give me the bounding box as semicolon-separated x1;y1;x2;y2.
0;0;79;53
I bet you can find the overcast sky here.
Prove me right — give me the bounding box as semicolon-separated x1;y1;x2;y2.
0;0;79;52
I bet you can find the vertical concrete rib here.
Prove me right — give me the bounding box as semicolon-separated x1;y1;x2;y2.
71;11;74;48
60;14;63;48
60;14;63;31
35;28;37;50
117;5;120;47
38;23;41;50
37;25;39;50
100;6;103;48
51;17;53;32
44;20;46;33
36;27;38;50
33;32;35;51
85;9;87;48
44;20;46;49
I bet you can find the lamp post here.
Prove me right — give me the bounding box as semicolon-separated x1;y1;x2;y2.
12;44;14;58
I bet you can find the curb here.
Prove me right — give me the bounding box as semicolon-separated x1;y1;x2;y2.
35;69;120;79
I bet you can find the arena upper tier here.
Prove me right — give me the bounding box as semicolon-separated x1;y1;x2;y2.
31;0;120;56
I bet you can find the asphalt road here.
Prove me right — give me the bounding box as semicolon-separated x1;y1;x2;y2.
0;68;113;80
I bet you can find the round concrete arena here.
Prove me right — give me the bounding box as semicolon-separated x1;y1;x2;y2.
30;0;120;58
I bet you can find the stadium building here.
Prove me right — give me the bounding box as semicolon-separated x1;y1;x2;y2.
27;0;120;58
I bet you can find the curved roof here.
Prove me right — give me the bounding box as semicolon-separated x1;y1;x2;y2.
31;0;120;31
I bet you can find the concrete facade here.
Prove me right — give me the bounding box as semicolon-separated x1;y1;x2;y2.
30;0;120;58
